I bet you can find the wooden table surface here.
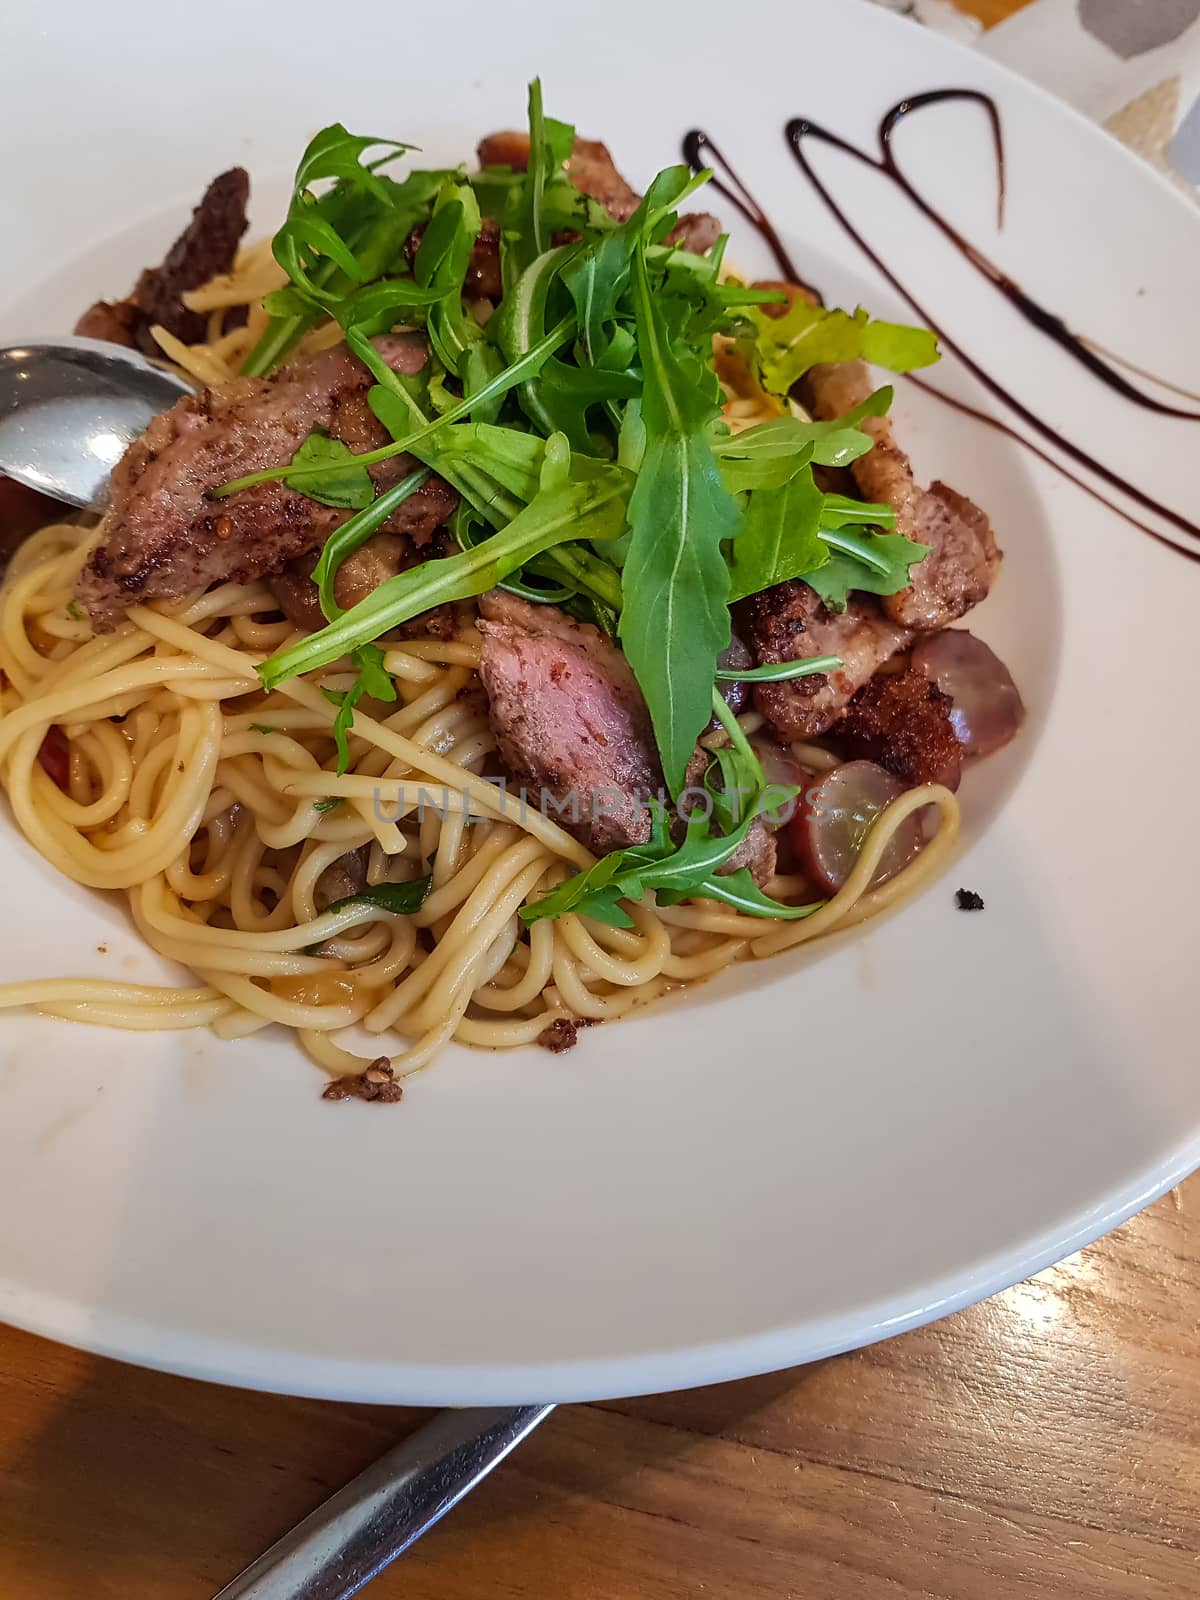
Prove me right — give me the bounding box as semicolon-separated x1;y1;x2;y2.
1;1182;1195;1598
10;0;1198;1595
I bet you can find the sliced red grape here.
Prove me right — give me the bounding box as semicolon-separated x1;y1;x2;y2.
911;630;1025;758
790;760;923;894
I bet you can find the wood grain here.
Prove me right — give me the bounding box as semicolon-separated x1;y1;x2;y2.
1;1179;1196;1598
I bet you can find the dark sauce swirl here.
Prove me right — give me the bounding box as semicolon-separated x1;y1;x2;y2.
685;95;1200;562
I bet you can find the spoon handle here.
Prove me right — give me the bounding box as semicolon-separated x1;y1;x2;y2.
211;1404;554;1600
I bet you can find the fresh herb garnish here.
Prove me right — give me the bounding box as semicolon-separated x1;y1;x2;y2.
324;874;433;918
803;530;931;612
320;642;396;773
748;300;939;397
312;797;343;813
285;431;375;509
619;239;738;797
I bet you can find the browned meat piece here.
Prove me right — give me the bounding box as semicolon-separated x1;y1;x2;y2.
77;335;457;631
476;131;534;170
75;169;249;356
479;594;776;885
831;664;963;791
537;1017;579;1053
477;131;719;254
724;821;777;885
270;534;409;632
477;591;662;857
751;278;820;317
74;298;141;347
804;359;1001;632
566;136;643;221
321;1058;404;1103
895;482;1002;632
738;582;912;740
269;529;460;639
665;212;721;255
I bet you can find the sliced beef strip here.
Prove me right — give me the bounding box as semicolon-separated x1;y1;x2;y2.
830;663;963;791
803;358;1001;633
478;593;776;885
737;581;912;741
75;169;250;357
477;591;662;857
77;335;457;631
476;131;720;253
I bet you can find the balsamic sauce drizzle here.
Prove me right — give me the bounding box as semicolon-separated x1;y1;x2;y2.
684;96;1200;561
875;91;1200;422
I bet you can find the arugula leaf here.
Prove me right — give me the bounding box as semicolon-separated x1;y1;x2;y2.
620;241;739;796
748;299;939;396
521;803;765;929
259;467;631;689
325;874;432;918
510;79;575;273
493;243;591;446
711;389;894;492
820;494;897;532
678;868;822;921
726;466;826;602
804;530;931;611
321;682;361;773
242;129;447;374
320;644;396;774
285;431;375;510
714;656;843;683
417;182;488;377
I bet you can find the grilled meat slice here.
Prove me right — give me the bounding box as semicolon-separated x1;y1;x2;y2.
477;592;662;857
77;335;456;630
76;168;250;356
478;594;776;884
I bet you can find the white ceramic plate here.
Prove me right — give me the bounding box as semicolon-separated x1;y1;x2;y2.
2;0;1197;1404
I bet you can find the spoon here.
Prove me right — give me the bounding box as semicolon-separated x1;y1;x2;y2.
0;336;193;512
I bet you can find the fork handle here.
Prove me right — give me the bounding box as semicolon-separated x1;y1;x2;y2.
211;1404;555;1599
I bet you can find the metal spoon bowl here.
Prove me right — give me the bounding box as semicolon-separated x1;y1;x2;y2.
0;337;194;512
